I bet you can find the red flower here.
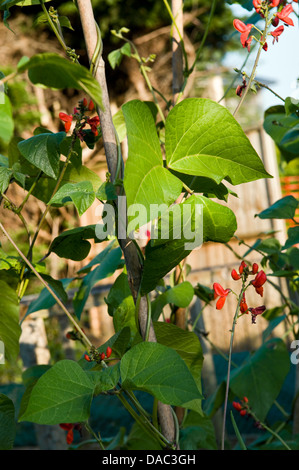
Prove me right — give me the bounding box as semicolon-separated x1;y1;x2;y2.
249;305;266;323
59;423;74;445
270;0;280;6
231;268;241;281
87;116;100;136
213;283;231;310
253;0;262;13
232;401;242;411
251;263;259;274
271;25;284;43
59;112;73;132
240;293;248;313
233;19;253;48
251;270;267;288
106;346;112;358
59;423;82;445
239;260;247;275
276;4;294;26
88;100;95;111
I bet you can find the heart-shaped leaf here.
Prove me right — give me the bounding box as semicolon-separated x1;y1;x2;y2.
141;195;237;294
19;53;103;109
165;98;271;185
19;360;94;425
18;132;66;179
120;342;203;412
122;100;182;225
49;181;95;216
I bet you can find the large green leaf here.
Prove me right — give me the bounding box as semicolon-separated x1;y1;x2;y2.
0;394;16;450
165;98;271;185
19;53;103;109
19;360;94;425
229;338;290;421
18;132;66;179
122;100;182;225
120;342;203;412
0;280;21;361
141;194;237;294
0;92;14;144
49;181;96;216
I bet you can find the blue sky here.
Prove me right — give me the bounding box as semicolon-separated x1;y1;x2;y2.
224;2;299;111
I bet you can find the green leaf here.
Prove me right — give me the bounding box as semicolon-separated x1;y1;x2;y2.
0;394;16;450
180;413;218;450
0;0;51;8
95;181;117;201
151;282;194;321
19;360;94;425
153;322;203;414
73;246;123;319
122;100;182;225
19;53;103;109
165;98;271;185
230;411;247;450
255;195;298;220
48;225;105;261
263;109;299;161
18;132;66;179
283;226;299;250
120;342;203;412
105;272;137;339
0;92;14;144
49;181;95;216
0;280;21;362
108;43;131;69
0;166;13;193
23;277;73;321
141;194;237;294
229;338;290;421
89;364;121;395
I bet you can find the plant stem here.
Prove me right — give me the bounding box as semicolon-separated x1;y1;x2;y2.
84;421;106;450
221;284;246;450
0;220;92;349
249;409;292;450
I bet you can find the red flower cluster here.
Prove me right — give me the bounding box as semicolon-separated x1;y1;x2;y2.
59;97;100;139
213;261;267;324
232;396;250;417
84;346;112;363
59;422;82;445
234;0;296;53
